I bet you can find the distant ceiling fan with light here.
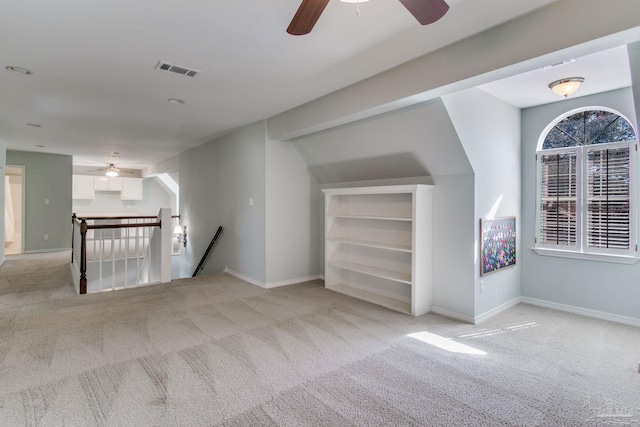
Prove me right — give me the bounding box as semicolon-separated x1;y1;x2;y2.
287;0;449;36
87;163;135;177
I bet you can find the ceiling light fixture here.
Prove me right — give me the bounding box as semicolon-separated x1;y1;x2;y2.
105;164;119;177
549;77;584;98
340;0;369;15
168;98;186;105
6;65;33;75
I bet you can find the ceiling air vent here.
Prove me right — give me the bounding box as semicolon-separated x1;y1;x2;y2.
155;61;200;77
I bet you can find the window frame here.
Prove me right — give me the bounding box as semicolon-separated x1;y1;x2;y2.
534;108;639;263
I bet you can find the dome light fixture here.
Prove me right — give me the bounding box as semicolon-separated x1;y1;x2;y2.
549;77;584;98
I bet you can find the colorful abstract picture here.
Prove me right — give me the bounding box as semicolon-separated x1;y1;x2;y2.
480;216;516;276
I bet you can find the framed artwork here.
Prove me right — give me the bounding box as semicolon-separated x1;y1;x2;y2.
480;216;516;276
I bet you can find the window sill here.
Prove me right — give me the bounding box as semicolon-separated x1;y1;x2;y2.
532;247;640;264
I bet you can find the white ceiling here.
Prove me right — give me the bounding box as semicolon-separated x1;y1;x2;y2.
2;0;617;171
479;45;632;108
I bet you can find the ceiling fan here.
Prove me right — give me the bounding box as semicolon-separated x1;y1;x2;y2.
87;163;135;177
287;0;449;36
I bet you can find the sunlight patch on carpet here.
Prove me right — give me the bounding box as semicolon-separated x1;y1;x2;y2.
407;332;487;356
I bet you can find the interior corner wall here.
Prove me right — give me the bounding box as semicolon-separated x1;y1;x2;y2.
0;142;6;266
430;173;476;319
265;135;322;284
442;88;522;320
629;42;640;129
6;150;72;253
521;88;640;321
179;121;266;283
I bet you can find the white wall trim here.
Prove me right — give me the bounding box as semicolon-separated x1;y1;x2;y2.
430;306;475;324
224;267;265;288
522;297;640;328
474;297;523;325
224;267;322;290
432;297;523;325
532;247;640;264
25;247;72;254
265;275;322;289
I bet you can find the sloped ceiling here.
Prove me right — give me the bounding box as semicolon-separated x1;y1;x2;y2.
292;98;470;184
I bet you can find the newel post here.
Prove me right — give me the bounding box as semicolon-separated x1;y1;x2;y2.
80;219;88;294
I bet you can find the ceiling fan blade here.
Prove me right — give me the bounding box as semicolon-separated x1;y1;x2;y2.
398;0;449;25
287;0;330;36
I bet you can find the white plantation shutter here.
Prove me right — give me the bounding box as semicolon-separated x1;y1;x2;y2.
586;144;631;250
536;109;637;259
538;151;578;246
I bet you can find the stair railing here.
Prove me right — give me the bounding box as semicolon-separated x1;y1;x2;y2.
71;210;178;294
192;226;223;277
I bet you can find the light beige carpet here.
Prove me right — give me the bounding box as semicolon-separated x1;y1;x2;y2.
0;251;639;426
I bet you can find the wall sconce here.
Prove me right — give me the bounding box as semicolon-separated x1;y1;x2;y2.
173;224;187;247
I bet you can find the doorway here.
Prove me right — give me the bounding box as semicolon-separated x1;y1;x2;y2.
4;165;25;255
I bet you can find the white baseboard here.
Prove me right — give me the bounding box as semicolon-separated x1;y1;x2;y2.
474;297;523;325
25;247;72;254
522;297;640;328
224;268;264;288
430;306;475;324
223;267;322;289
264;275;322;289
432;297;523;325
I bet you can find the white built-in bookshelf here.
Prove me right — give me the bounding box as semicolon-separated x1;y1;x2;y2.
322;184;433;316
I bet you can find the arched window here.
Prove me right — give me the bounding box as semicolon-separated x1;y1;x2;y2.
536;108;638;259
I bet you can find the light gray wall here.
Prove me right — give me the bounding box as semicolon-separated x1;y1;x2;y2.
179;121;266;282
292;99;472;182
0;142;5;265
630;42;640;127
431;173;476;318
265;137;322;284
291;99;476;319
73;178;172;216
443;88;522;319
6;150;72;253
521;88;640;320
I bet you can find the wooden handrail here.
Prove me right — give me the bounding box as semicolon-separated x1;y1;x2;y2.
73;214;180;221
